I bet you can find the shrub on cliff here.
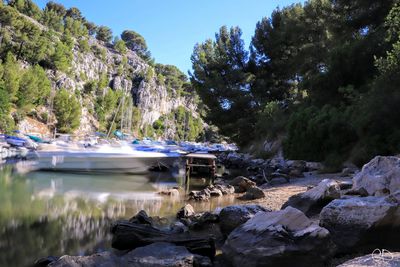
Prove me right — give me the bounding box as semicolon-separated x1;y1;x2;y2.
54;89;81;133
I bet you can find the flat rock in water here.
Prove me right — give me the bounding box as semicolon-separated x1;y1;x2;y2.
320;194;400;253
222;207;335;267
219;204;269;236
352;156;400;196
48;243;199;267
177;204;195;219
337;252;400;267
281;179;341;216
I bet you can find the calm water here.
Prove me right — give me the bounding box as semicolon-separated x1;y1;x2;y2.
0;164;237;267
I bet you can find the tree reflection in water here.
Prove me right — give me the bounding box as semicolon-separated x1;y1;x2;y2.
0;165;238;267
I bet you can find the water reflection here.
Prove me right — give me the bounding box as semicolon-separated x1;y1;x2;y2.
0;165;238;267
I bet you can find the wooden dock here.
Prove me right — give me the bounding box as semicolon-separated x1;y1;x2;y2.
184;153;217;191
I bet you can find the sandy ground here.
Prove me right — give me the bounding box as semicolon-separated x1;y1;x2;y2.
238;171;353;211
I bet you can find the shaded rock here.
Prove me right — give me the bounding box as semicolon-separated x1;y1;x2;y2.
222;207;335;267
219;204;270;236
289;168;304;178
338;180;353;190
189;212;219;230
306;161;323;171
240;186;265;200
49;243;197;267
33;256;58;267
207;186;223;197
353;156;400;196
287;160;307;172
229;176;256;193
188;190;210;202
320;195;400;253
214;184;235;195
158;188;180;197
125;242;196;267
177;204;195;219
281;179;341;216
170;221;188;233
129;210;153;225
337;252;400;267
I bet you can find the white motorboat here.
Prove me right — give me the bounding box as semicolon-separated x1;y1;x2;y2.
28;143;181;174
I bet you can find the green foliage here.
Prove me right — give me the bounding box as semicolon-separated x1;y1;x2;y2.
1;53;20;101
95;88;120;131
78;38;90;53
113;37;127;55
0;85;14;133
7;0;42;20
54;89;81;133
51;41;72;72
96;26;113;43
16;65;51;109
283;105;356;168
190;26;256;145
121;30;150;59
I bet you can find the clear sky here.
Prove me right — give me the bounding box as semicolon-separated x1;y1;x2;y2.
34;0;303;74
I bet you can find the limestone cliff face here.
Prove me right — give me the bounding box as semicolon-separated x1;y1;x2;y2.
42;37;200;137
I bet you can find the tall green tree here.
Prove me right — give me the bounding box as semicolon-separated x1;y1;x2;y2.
96;26;112;43
16;65;51;108
54;89;81;133
121;30;151;59
190;26;256;144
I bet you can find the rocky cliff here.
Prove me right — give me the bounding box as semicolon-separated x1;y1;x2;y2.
0;4;203;140
45;37;200;138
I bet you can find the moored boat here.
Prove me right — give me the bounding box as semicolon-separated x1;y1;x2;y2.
29;143;181;174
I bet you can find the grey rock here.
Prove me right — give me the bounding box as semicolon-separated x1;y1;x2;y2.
240;186;266;200
177;204;195;219
222;207;335;267
219;204;270;235
49;243;198;267
353;156;400;196
281;179;341;216
337;252;400;267
320;195;400;253
229;176;256;193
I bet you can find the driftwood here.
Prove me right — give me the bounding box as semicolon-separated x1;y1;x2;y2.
111;220;216;259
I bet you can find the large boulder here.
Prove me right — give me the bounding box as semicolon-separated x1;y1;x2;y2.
222;207;335;267
229;176;256;193
353;156;400;196
48;242;203;267
337;252;400;267
281;179;341;216
219;205;269;236
320;194;400;253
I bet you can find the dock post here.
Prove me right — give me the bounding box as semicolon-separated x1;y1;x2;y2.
185;158;190;193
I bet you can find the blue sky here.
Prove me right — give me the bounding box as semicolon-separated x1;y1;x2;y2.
34;0;303;74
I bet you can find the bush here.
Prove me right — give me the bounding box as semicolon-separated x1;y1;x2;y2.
54;89;81;133
283;105;357;169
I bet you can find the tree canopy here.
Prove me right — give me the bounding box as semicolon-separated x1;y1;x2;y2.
191;0;400;167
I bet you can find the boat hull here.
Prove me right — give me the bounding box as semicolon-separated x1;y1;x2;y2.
31;151;180;174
